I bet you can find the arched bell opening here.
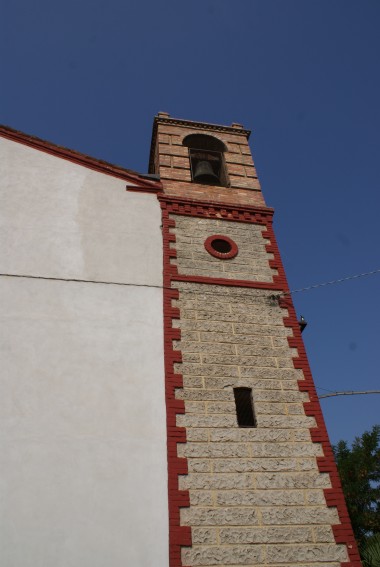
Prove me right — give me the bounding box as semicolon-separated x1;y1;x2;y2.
183;134;229;187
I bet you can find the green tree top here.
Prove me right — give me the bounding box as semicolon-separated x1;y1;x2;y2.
334;425;380;549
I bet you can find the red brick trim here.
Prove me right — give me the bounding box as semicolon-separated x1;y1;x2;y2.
0;124;162;191
204;235;239;259
161;201;192;567
159;193;274;220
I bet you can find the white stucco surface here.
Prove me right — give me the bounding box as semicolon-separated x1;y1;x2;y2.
0;137;168;567
0;137;162;285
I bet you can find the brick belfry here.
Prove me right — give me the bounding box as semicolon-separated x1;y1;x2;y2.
150;113;361;567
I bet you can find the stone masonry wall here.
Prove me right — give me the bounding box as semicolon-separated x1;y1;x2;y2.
171;216;276;283
172;282;348;567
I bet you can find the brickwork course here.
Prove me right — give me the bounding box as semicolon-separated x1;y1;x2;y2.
153;114;361;567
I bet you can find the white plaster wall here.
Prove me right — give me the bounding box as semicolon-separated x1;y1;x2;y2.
0;138;168;567
0;137;162;285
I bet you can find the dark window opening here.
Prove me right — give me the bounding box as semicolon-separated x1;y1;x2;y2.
183;134;228;187
234;388;256;427
204;235;239;260
211;238;232;254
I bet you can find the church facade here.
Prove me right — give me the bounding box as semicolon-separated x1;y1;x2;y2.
0;115;360;566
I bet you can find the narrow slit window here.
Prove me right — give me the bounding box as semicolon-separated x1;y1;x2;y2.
234;388;256;427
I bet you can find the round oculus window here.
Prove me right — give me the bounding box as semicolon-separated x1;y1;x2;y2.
204;235;238;259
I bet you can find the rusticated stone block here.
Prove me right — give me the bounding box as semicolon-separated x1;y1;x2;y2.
236;343;297;356
220;526;314;544
209;428;292;443
174;340;236;354
213;458;299;473
199;331;271;347
313;526;335;542
175;362;239;378
306;490;328;505
180;330;200;342
191;528;218;545
177;415;237;428
254;401;287;415
181;506;259;526
293;429;312;441
239;367;304;381
182;375;203;389
202;376;291;390
179;473;253;490
184;401;206;413
175;320;234;333
266;543;348;563
182;352;202;363
254;471;331;490
277;356;297;368
251;442;322;458
288;403;307;414
206;401;236;414
298;458;320;471
182;544;263;565
187;459;211;473
176;389;232;402
216;489;305;506
257;415;317;429
253;390;308;403
261;506;340;525
185;428;209;442
189;491;214;506
178;442;249;459
201;353;278;366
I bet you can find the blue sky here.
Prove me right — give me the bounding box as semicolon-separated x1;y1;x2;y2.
1;0;379;445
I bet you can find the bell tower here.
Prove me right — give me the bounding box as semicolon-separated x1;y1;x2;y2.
150;113;361;567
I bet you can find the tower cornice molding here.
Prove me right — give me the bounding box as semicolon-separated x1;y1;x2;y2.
154;115;251;137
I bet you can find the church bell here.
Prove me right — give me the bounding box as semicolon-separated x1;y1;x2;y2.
193;160;220;185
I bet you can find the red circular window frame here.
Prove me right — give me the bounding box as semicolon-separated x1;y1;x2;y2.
204;235;239;259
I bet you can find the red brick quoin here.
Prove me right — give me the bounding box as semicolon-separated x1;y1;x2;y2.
159;194;361;567
161;202;192;567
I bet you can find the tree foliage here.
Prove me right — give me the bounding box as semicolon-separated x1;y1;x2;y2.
334;425;380;550
362;534;380;567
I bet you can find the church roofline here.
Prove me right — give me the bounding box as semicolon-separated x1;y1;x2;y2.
0;124;162;191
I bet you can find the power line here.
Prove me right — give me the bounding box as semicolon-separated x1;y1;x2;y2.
285;268;380;296
0;272;272;304
2;274;380;402
319;390;380;399
316;386;339;393
0;272;163;290
1;266;380;300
